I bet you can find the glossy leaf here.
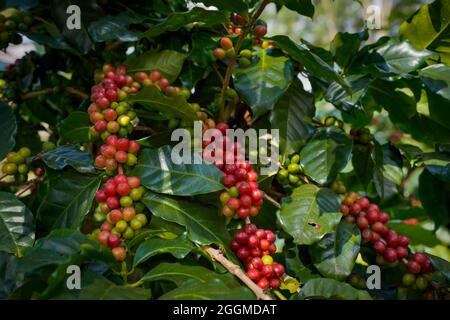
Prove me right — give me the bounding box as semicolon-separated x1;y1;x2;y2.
269;35;350;92
309;221;361;280
159;278;254;300
419;64;450;100
300;127;353;185
89;12;147;42
143;8;227;39
331;30;368;70
36;170;103;232
277;185;342;245
233;47;294;118
34;144;96;174
0;102;17;160
57;111;91;144
270;79;315;155
124;50;188;82
131;146;224;196
426;253;450;280
297;278;371;300
418;169;449;227
127;86;198;121
133;237;194;267
0;192;35;255
400;0;450;64
275;0;315;18
141;191;231;248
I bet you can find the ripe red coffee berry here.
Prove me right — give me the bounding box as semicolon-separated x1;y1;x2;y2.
362;229;372;242
128;140;140;154
220;37;233;50
116;138;129;151
249;257;263;269
396;246;409;259
127;176;140;189
237;207;250;218
366;210;379;224
412;253;427;266
244;223;257;234
261;264;273;278
254;25;267;37
227;198;240;210
357;197;370;209
94;120;107;132
240;195;252;208
223;174;237;188
357;216;369;229
265;230;276;243
260;239;270;250
106;196;120;209
384;248;398;262
272;263;285;278
379;212;390;223
115;150;128;163
247;269;261;282
257;277;269;289
104;183;116;196
351;203;361;215
107;234;121;248
106;135;118;147
269;278;280;289
398;235;410;247
374;241;386;254
95;190;108;202
235;230;249;245
237;247;250;260
407;260;421;274
230;240;240;252
116;182;130;196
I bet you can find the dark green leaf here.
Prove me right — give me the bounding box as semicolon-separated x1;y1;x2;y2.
277;185;342;245
141;191;231;248
270;79;315;155
33;144;95;174
143;8;227;39
426;253;450;280
309;221;361;280
300;127;352;185
36;170;102;232
88;12;147;42
133;237;194;267
269;35;350;92
57;111;91;145
233;47;294;118
159;278;254;300
297;278;371;300
331;31;368;70
418;169;449;227
400;0;450;64
275;0;315;18
131;146;224;196
0;193;35;255
419;64;450;100
124;50;188;82
127;86;198;121
0;103;17;160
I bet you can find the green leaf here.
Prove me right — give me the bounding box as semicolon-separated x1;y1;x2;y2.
33;144;95;174
127;86;198;121
141;262;224;286
270;79;315;155
426;253;450;280
309;221;361;280
331;31;368;70
0;252;21;299
54;271;150;300
124;50;188;82
285;246;321;282
400;0;450;64
418;169;449;227
300;127;353;185
159;278;254;300
131;146;224;196
190;31;217;68
190;1;248;14
269;35;350;93
366;40;432;75
143;8;227;39
275;0;315;18
57;111;91;145
141;191;231;247
233;47;294;118
36;170;103;232
297;278;371;300
0;103;17;160
88;12;147;42
133;237;194;267
419;64;450;100
0;193;35;255
277;185;342;245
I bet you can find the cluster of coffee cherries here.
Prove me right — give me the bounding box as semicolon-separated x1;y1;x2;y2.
277;153;303;187
91;174;147;261
322;116;344;130
133;70;190;99
88;64;138;140
0;10;33;49
350;128;373;154
1;147;32;183
230;224;285;290
330;179;346;194
341;193;435;294
200;120;264;219
94;135;141;175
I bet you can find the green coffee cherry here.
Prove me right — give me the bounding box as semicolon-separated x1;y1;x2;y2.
239;49;252;58
17;164;29;174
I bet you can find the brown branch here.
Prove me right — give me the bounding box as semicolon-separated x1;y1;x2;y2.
134;126;156;134
212;65;225;85
218;0;270;121
0;173;9;181
204;246;273;300
21;88;55;100
65;87;89;100
263;192;281;209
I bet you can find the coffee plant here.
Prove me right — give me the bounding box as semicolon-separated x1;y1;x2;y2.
0;0;449;301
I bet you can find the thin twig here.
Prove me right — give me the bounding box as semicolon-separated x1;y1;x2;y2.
65;87;89;100
263;192;281;209
21;88;55;100
204;246;272;300
134;126;156;133
218;0;270;121
15;180;37;197
0;173;9;181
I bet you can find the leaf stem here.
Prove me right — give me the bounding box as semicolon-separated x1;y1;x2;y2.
263;192;281;209
204;245;272;300
218;0;270;121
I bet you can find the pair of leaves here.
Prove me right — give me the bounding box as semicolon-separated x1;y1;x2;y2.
131;145;224;196
300;127;353;186
0;192;35;255
277;185;342;245
233;47;294;118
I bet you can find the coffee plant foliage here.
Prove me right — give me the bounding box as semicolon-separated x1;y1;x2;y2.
0;0;449;300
